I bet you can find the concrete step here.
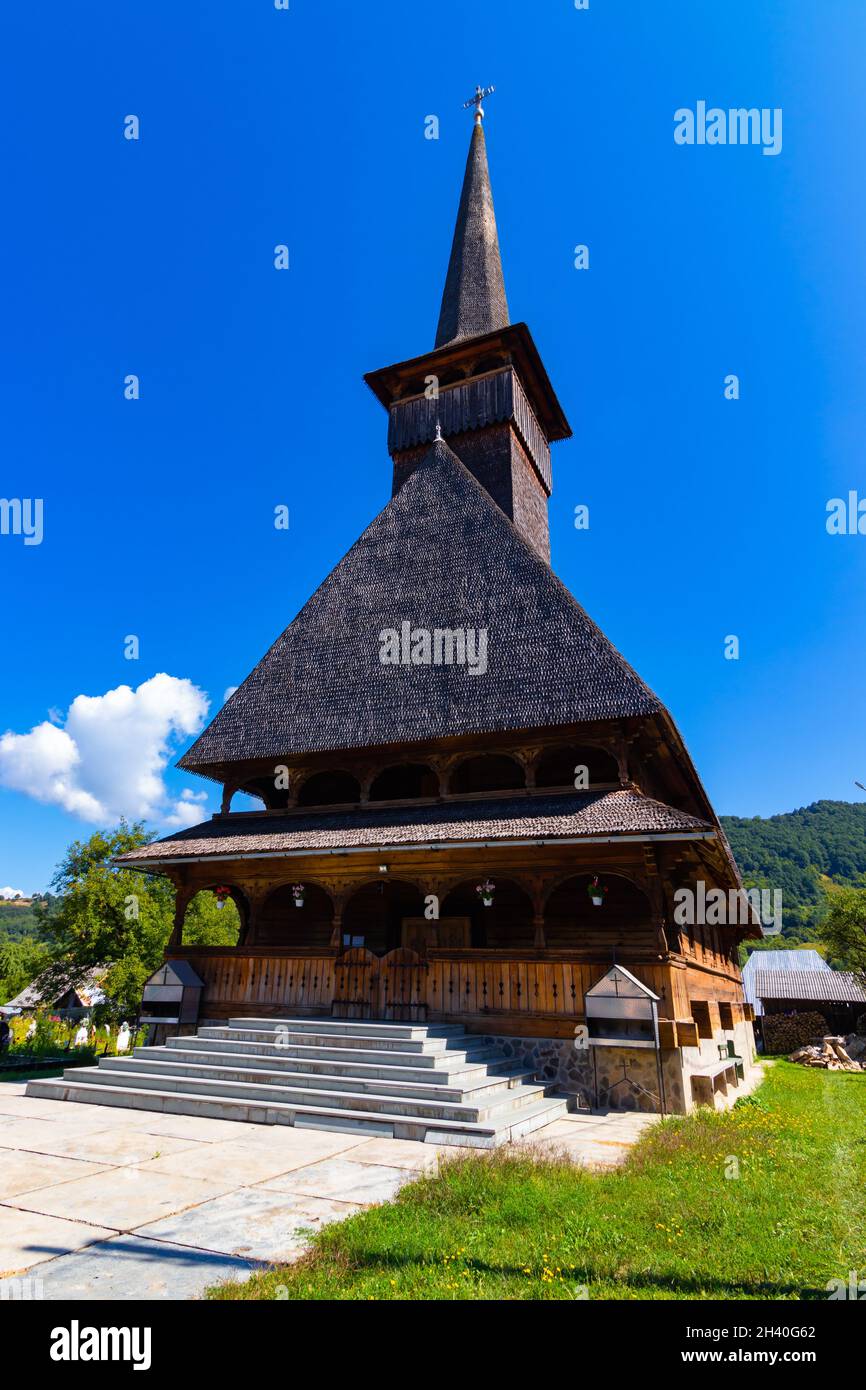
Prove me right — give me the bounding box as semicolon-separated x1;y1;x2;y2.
24;1076;568;1148
226;1016;465;1042
196;1025;472;1056
118;1052;536;1103
57;1064;550;1123
136;1044;507;1088
170;1034;501;1071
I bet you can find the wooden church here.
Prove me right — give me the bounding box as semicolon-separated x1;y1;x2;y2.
113;95;759;1122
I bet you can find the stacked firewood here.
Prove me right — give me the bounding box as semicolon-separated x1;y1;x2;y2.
789;1036;865;1072
763;1011;828;1054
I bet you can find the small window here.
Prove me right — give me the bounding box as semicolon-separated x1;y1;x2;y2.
343;933;365;948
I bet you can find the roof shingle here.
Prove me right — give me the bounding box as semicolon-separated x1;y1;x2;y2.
118;788;711;865
179;440;663;773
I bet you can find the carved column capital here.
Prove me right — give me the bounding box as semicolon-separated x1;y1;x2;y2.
429;753;462;796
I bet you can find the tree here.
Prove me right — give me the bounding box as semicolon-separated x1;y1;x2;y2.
37;821;174;1018
0;936;50;1001
31;822;241;1018
183;890;241;946
819;887;866;984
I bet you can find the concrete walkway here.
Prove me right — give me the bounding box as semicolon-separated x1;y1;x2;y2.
0;1084;656;1300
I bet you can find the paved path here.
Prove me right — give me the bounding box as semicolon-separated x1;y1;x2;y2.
0;1084;656;1300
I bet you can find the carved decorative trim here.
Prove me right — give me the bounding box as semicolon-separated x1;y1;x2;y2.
389;369;552;492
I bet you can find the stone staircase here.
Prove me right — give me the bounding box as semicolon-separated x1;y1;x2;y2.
25;1017;569;1147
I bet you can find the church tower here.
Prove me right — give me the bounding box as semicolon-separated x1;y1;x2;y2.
98;87;759;1131
365;92;570;563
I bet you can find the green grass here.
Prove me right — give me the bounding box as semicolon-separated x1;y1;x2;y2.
209;1063;866;1301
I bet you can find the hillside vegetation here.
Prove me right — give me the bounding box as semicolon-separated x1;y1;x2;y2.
721;800;866;954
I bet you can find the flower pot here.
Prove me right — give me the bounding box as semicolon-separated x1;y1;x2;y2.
590;895;604;907
481;896;493;908
294;899;304;908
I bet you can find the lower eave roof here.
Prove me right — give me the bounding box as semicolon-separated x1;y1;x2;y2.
753;969;866;1004
117;789;713;866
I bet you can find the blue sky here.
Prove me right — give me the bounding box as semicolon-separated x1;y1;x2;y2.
1;0;865;893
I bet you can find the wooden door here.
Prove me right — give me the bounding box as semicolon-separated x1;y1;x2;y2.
377;948;427;1021
332;947;378;1019
332;946;427;1020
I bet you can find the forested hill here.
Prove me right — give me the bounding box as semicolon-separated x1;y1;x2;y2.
720;800;866;947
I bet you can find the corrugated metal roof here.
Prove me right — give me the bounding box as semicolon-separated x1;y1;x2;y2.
741;949;830;1014
753;969;866;1005
743;949;831;975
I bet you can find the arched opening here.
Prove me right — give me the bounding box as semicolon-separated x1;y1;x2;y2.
235;780;274;809
341;879;426;956
535;745;620;789
297;770;361;808
450;754;525;796
544;874;655;952
440;878;534;950
369;763;439;801
256;882;334;950
181;886;247;947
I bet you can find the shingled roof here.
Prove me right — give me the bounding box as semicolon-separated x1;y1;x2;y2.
118;789;712;865
178;439;663;774
435;120;509;348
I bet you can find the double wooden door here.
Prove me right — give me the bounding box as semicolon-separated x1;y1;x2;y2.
332;947;427;1021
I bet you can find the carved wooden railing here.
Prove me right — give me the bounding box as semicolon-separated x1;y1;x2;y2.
167;949;336;1017
167;947;744;1029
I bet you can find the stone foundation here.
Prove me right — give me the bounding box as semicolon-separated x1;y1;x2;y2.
485;1020;758;1116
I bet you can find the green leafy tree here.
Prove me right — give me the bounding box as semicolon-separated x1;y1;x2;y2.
183;890;241;946
37;821;174;1018
0;936;50;1001
819;886;866;984
30;823;241;1018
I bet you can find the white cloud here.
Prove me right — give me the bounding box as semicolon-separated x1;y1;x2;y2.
0;674;210;829
223;686;238;703
0;887;26;900
165;787;210;829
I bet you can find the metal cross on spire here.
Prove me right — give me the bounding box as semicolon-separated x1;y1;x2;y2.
462;84;495;123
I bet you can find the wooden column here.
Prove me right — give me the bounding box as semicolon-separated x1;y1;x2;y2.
167;881;195;950
641;845;670;958
242;885;268;947
329;908;343;951
513;742;543;791
327;879;355;952
530;876;547;949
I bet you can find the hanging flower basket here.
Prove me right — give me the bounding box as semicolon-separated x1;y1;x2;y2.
587;876;607;908
214;885;232;910
476;879;496;908
292;883;306;908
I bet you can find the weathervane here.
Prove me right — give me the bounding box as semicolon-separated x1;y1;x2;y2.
463;84;495;123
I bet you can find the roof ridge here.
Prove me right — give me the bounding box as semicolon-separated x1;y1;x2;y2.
178;438;665;771
409;439;664;706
